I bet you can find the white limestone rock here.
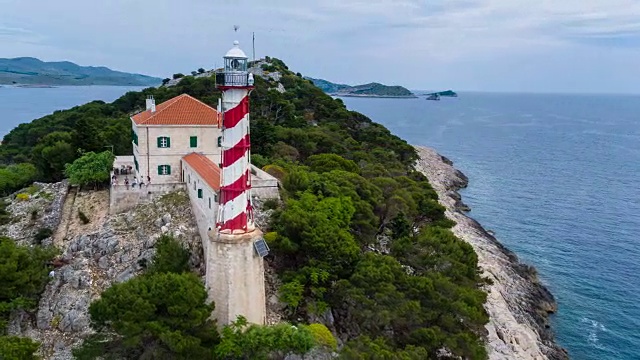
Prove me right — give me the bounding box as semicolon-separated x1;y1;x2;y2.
413;146;568;360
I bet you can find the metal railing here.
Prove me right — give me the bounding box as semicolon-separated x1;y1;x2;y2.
215;72;250;87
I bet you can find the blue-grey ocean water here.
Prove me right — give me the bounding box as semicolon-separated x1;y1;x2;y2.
0;85;144;138
342;93;640;360
1;87;638;359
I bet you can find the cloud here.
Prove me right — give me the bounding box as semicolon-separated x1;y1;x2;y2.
0;0;639;92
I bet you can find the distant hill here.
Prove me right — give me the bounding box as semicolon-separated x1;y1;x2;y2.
306;77;416;98
427;90;458;97
0;57;162;86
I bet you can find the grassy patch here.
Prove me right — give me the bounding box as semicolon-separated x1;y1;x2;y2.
25;184;41;195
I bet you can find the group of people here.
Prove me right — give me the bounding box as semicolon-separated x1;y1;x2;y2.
114;165;133;176
111;174;151;189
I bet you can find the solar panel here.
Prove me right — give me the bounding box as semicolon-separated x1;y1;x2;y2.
254;238;270;257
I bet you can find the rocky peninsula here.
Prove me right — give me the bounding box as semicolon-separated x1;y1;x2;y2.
414;146;568;360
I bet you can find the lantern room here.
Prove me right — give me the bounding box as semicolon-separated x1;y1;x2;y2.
216;40;253;88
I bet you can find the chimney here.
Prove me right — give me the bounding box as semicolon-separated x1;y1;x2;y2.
146;95;156;112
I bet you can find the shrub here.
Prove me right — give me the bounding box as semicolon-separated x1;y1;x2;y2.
262;198;279;210
34;228;53;243
263;164;286;180
78;210;90;224
25;185;40;195
251;154;269;168
263;231;278;244
0;200;11;226
148;234;190;274
0;336;40;360
306;323;337;350
30;209;38;221
15;193;29;201
0;236;57;328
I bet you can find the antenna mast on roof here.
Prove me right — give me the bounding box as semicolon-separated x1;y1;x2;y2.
252;32;255;63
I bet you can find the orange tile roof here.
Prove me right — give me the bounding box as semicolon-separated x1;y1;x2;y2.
132;94;220;126
182;153;221;191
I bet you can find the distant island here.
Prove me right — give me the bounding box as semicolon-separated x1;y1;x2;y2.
0;57;162;86
306;77;417;98
427;90;458;97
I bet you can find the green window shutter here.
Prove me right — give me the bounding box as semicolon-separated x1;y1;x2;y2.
157;165;162;175
198;189;203;198
217;136;222;147
190;136;197;148
157;137;162;148
166;137;171;148
167;165;171;175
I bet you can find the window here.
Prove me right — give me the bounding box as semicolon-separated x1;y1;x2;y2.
217;136;222;147
190;136;198;148
193;182;196;190
208;197;211;209
134;157;139;171
157;165;171;175
198;189;203;199
157;136;170;148
132;129;138;146
214;193;219;202
188;174;191;183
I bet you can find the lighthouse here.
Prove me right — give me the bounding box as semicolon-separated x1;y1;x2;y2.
206;40;266;326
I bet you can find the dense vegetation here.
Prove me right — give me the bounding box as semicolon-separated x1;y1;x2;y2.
0;58;488;358
0;236;56;359
74;235;322;359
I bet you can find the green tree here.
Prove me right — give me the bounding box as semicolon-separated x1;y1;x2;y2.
306;153;359;174
215;316;315;360
0;164;37;196
197;68;205;74
147;235;190;274
0;336;40;360
172;73;184;80
31;131;76;181
74;272;219;359
64;151;115;188
0;237;57;329
341;336;429;360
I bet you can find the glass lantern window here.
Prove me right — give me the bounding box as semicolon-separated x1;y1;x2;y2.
225;58;247;72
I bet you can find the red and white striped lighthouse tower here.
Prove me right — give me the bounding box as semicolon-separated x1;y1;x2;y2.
208;39;266;326
217;40;255;234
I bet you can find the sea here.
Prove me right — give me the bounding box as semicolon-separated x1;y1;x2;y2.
1;86;639;359
341;93;640;360
0;85;145;138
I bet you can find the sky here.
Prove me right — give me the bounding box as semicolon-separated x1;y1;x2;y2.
1;0;640;94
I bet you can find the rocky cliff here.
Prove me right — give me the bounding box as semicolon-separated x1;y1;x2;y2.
3;187;205;359
414;146;568;360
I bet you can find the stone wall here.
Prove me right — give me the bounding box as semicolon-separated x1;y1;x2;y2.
207;230;266;326
183;160;220;257
251;165;280;199
109;182;186;214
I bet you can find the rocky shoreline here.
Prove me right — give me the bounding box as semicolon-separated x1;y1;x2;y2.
414;146;568;360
